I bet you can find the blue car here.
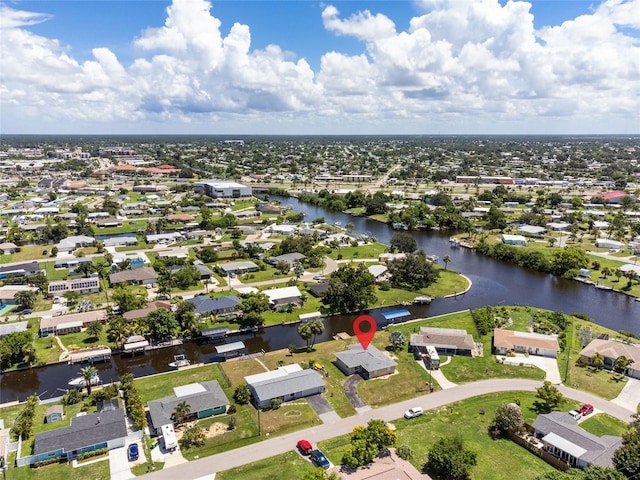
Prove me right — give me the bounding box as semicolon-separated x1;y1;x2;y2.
310;449;330;469
127;443;139;461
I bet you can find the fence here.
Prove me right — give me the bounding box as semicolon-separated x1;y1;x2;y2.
508;428;570;472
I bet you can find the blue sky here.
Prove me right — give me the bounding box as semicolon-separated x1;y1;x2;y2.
1;0;639;134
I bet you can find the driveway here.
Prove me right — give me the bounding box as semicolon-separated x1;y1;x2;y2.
497;354;562;384
612;377;640;411
343;375;368;410
306;394;341;424
109;446;134;480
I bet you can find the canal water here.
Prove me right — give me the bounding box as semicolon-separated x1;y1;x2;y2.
2;197;639;403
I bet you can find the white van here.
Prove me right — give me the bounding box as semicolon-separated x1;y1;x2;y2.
569;410;581;420
404;407;424;419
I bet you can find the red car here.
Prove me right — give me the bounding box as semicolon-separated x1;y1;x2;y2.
297;439;313;455
579;404;594;416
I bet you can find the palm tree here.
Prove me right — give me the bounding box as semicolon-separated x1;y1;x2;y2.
308;319;325;349
80;365;98;395
107;316;129;350
298;321;313;351
443;255;452;271
173;400;191;426
591;352;605;371
14;290;37;310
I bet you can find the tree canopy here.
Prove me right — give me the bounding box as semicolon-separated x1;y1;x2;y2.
425;435;477;480
387;251;440;290
390;232;417;253
535;381;565;412
342;420;397;469
322;263;377;314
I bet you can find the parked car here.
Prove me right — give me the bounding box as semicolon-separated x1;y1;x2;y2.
579;404;594;416
310;450;330;469
404;406;423;419
21;309;32;315
296;439;313;455
569;410;582;420
127;443;139;461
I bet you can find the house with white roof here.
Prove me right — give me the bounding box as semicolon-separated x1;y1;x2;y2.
244;364;324;409
56;235;96;253
262;286;303;308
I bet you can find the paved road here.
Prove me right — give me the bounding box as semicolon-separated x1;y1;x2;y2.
141;378;636;480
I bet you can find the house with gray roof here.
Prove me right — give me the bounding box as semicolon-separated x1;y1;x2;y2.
218;261;259;275
532;411;622;469
187;295;241;317
147;381;229;434
334;344;397;379
245;364;324;409
269;252;305;268
109;267;158;286
0;261;41;279
32;408;127;464
0;321;28;338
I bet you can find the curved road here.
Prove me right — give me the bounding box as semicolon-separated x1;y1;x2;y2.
143;378;635;480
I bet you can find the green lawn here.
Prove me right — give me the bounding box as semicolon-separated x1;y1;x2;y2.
135;364;230;403
357;331;435;407
0;245;51;264
217;451;316;480
325;242;388;260
42;261;70;281
319;392;560;480
5;454;110;480
580;413;629;437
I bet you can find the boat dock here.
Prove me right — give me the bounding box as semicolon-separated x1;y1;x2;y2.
67;346;112;365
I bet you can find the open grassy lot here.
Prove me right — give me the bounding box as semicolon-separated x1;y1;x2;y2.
325;242;388;261
357;330;434;407
580;413;629;437
0;245;51;264
217;451;315;480
41;261;70;281
135;364;230;402
320;392;560;480
56;328;111;351
388;310;546;385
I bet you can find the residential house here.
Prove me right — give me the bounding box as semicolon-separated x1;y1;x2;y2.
308;283;330;298
334;344;397;379
147;381;229;435
145;232;182;244
269;252;305;268
0;285;38;306
493;329;560;358
54;257;93;270
517;225;547;237
39;310;108;336
245;364;325;409
501;234;527;246
367;265;388;282
32;408;127;464
532;411;622;469
44;405;64;424
56;235;96;254
193;261;213;280
595;239;625;250
410;327;478;357
0;261;41;279
187;295;241;317
378;253;406;264
109;267;158;286
47;277;100;297
122;302;171;322
0;242;18;254
0;321;28;338
218;261;259;276
579;339;640;379
262;286;303;308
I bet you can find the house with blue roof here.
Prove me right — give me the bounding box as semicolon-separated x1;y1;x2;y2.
187;295;241;317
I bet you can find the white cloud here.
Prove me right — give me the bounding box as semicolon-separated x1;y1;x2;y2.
0;0;638;134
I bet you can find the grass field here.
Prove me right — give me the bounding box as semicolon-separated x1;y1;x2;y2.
5;454;110;480
216;451;314;480
580;413;629;437
0;245;51;264
320;392;560;480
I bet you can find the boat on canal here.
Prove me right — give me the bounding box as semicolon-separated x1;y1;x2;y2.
68;374;101;388
413;296;433;304
168;354;191;369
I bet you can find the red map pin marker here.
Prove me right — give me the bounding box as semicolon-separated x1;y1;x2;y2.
353;315;377;350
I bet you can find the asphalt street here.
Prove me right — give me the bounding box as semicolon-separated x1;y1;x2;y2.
142;378;636;480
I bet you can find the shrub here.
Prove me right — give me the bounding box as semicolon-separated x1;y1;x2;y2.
62;389;83;405
397;445;413;461
270;398;282;410
227;404;237;414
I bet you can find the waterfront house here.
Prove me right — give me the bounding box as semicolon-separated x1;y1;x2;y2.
579;339;640;379
493;329;560;358
187;295;241;317
109;267;158;287
334;344;397;379
0;321;28;338
410;327;478;357
501;234;527;246
262;286;303;308
56;235;96;254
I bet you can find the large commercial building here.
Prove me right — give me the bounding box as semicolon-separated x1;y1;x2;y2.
194;180;252;199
